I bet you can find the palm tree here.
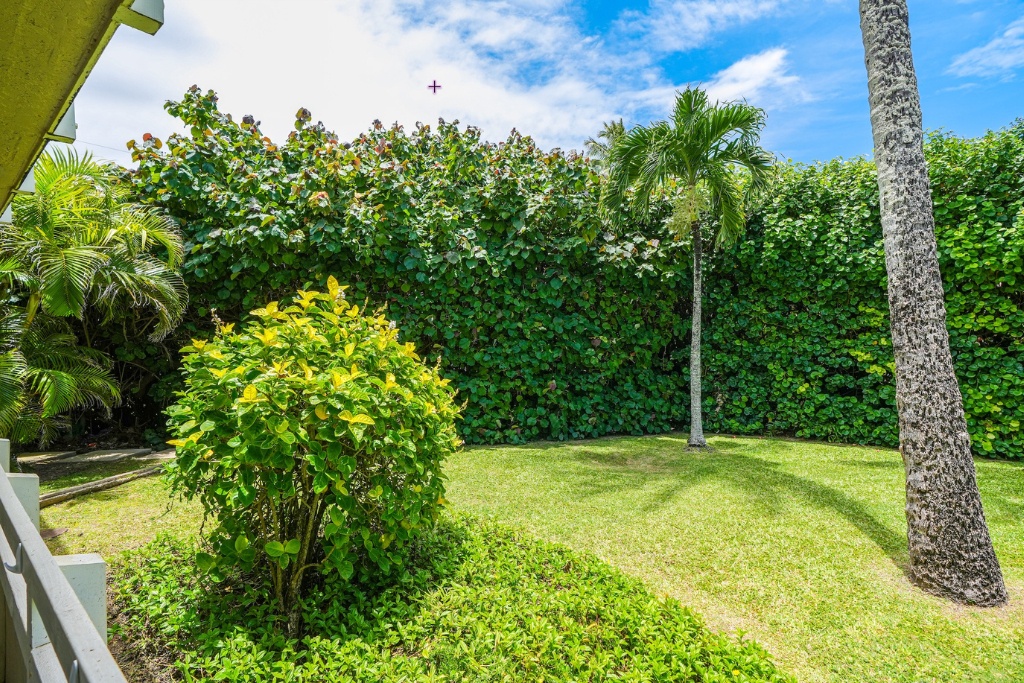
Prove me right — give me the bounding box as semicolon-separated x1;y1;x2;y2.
0;149;186;445
4;149;187;341
0;310;119;445
603;88;772;447
859;0;1007;605
584;119;625;170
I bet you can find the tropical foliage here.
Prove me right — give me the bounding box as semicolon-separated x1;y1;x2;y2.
0;150;186;444
601;87;773;446
127;88;1023;459
705;126;1024;460
165;279;460;634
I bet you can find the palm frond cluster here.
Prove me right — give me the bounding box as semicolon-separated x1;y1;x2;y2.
0;149;186;445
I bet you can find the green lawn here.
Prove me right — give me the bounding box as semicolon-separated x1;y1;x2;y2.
41;433;1023;682
445;434;1024;683
32;458;159;495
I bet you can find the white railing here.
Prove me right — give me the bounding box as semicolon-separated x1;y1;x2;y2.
0;439;125;682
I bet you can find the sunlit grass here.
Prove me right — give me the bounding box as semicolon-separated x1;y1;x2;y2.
42;476;202;557
445;434;1024;683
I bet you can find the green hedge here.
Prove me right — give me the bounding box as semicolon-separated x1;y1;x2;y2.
127;88;1024;458
703;128;1024;459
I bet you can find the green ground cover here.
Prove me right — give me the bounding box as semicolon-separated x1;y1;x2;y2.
41;434;1023;682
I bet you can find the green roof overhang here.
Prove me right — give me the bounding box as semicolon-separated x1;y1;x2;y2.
0;0;164;215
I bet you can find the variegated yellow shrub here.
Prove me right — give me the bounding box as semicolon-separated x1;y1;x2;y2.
165;277;461;635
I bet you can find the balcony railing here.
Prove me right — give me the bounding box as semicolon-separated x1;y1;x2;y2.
0;439;125;682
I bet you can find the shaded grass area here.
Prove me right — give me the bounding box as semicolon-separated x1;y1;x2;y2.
30;458;160;494
111;517;792;682
444;435;1024;683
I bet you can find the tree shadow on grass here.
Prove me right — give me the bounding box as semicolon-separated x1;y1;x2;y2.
560;436;909;570
840;458;904;470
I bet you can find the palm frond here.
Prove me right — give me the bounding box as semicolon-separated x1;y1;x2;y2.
602;86;774;250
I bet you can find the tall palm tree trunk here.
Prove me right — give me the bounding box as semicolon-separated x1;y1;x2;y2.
860;0;1006;605
689;233;706;447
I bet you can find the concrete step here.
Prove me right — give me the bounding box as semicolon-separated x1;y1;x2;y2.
133;449;175;462
16;451;76;465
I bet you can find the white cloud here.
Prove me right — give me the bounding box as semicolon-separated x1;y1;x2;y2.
629;48;805;114
949;17;1024;78
706;48;804;103
620;0;783;53
69;0;807;165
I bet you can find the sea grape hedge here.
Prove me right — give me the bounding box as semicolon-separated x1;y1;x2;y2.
704;134;1024;458
126;87;1024;459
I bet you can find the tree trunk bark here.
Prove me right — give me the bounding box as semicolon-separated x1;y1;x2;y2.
859;0;1006;606
689;232;706;447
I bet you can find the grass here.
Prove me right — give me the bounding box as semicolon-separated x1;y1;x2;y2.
43;476;201;557
31;458;160;494
40;434;1024;682
445;434;1024;683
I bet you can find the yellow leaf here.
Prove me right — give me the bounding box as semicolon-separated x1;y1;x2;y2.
330;371;347;389
346;305;359;318
255;328;278;345
385;373;399;391
210;368;228;379
207;349;224;360
192;339;207;350
344;342;355;357
243;385;258;401
265;301;279;314
272;360;289;376
327;276;339;297
219;323;235;334
167;439;187;447
315;405;329;420
339;410;375;425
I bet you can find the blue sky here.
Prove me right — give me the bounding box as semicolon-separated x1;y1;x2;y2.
72;0;1024;166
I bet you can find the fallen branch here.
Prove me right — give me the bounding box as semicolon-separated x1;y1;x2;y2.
40;465;166;508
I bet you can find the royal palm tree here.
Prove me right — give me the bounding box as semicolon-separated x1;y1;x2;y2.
0;149;186;445
859;0;1006;605
603;88;772;447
